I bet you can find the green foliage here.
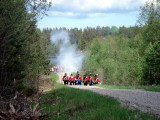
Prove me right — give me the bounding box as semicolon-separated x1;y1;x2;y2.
119;26;141;38
82;0;160;86
138;0;160;45
50;72;59;83
142;42;160;85
42;28;60;57
0;0;51;95
42;26;122;57
110;26;119;35
138;0;160;85
83;35;142;85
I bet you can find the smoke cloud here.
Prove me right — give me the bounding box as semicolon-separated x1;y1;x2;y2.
50;30;84;72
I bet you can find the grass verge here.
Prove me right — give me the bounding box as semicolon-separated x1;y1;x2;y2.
96;84;160;92
39;73;159;120
48;72;59;84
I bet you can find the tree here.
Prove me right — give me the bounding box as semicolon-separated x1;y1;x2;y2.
0;0;51;95
138;0;160;85
142;42;160;85
110;26;119;35
138;0;160;45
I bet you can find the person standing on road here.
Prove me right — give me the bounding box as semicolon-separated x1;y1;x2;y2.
69;73;74;85
93;74;100;84
62;73;69;85
88;73;93;86
74;72;82;85
83;74;88;86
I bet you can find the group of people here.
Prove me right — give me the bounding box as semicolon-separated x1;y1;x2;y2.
50;65;64;72
62;72;100;86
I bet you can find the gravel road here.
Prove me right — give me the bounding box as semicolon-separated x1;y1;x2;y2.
58;72;160;117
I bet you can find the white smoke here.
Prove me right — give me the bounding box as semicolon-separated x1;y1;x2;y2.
50;30;84;72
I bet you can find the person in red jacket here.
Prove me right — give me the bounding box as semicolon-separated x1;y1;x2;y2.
69;73;74;85
62;73;69;85
88;73;93;86
93;74;100;84
83;74;88;86
74;71;82;85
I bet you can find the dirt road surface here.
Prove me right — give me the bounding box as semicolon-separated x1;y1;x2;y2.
58;72;160;117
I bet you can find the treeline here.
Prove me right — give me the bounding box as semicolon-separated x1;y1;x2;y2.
0;0;51;96
42;25;138;56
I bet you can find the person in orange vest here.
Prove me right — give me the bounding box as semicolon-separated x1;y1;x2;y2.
83;74;88;86
93;74;100;84
88;73;93;86
74;71;82;85
69;73;74;85
62;73;69;85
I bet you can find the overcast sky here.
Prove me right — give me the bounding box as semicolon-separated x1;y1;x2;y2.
37;0;149;29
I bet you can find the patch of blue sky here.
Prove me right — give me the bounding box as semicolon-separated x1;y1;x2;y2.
37;0;147;29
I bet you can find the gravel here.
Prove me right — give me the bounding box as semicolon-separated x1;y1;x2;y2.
57;72;160;117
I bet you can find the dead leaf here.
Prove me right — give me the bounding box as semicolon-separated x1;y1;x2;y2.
33;103;39;113
10;103;15;114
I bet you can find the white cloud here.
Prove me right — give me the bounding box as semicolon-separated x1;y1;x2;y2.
87;13;109;17
48;11;111;18
73;0;113;10
48;11;80;18
47;0;149;18
51;0;148;10
48;11;74;17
